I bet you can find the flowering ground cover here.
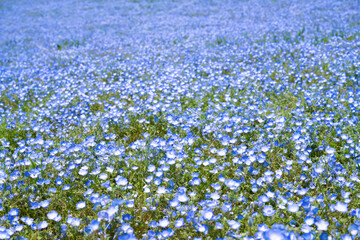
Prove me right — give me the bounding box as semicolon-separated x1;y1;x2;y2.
0;0;360;239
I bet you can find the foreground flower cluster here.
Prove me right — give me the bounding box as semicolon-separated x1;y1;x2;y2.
0;0;360;239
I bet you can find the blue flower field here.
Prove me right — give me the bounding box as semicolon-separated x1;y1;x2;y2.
0;0;360;239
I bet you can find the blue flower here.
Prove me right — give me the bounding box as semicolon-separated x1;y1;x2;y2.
88;220;99;232
175;218;184;228
47;210;59;221
194;223;208;234
201;208;213;221
160;228;174;238
38;221;49;229
287;202;299;213
76;201;86;209
118;234;137;240
123;214;133;221
263;230;286;240
215;222;224;229
334;202;348;213
315;219;329;231
115;176;128;186
8;209;19;216
263;205;276;217
258;195;269;203
158;218;170;228
227;220;241;230
0;230;10;239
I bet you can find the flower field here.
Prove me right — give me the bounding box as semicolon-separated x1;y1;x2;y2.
1;0;360;239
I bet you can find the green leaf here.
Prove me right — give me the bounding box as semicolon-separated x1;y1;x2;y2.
29;157;36;168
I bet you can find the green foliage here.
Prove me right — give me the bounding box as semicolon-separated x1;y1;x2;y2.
56;39;85;50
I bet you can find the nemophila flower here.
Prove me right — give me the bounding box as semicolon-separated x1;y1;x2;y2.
258;223;269;232
76;201;86;209
190;177;201;186
123;214;133;221
72;218;81;227
149;221;158;228
118;233;137;240
87;220;99;232
263;205;276;217
264;192;275;201
225;179;241;190
31;223;37;230
8;209;19;216
144;186;151;194
297;188;308;195
115;176;128;186
79;166;88;176
261;145;271;152
0;231;10;239
263;230;286;240
341;234;353;240
101;180;111;189
166;150;176;159
21;217;34;226
38;221;49;229
177;192;189;202
319;232;329;240
221;202;232;212
227;220;241;230
301;224;312;234
145;175;153;183
106;205;119;220
147;230;156;238
161;228;175;238
315;219;329;231
325;146;335;155
215;222;224;229
0;170;8;184
158;218;170;228
334;201;348;213
201;208;213;220
60;223;68;233
126;200;135;208
304;217;314;226
156;186;167;194
169;198;179;207
47;210;60;221
147;164;156;172
195;223;208;234
175;218;184;228
14;224;24;232
90;168;101;176
106;166;114;174
39;199;50;208
84;188;94;195
259;195;269;203
210;192;220;200
217;149;227;157
348;224;359;235
288;202;300;213
121;223;134;234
